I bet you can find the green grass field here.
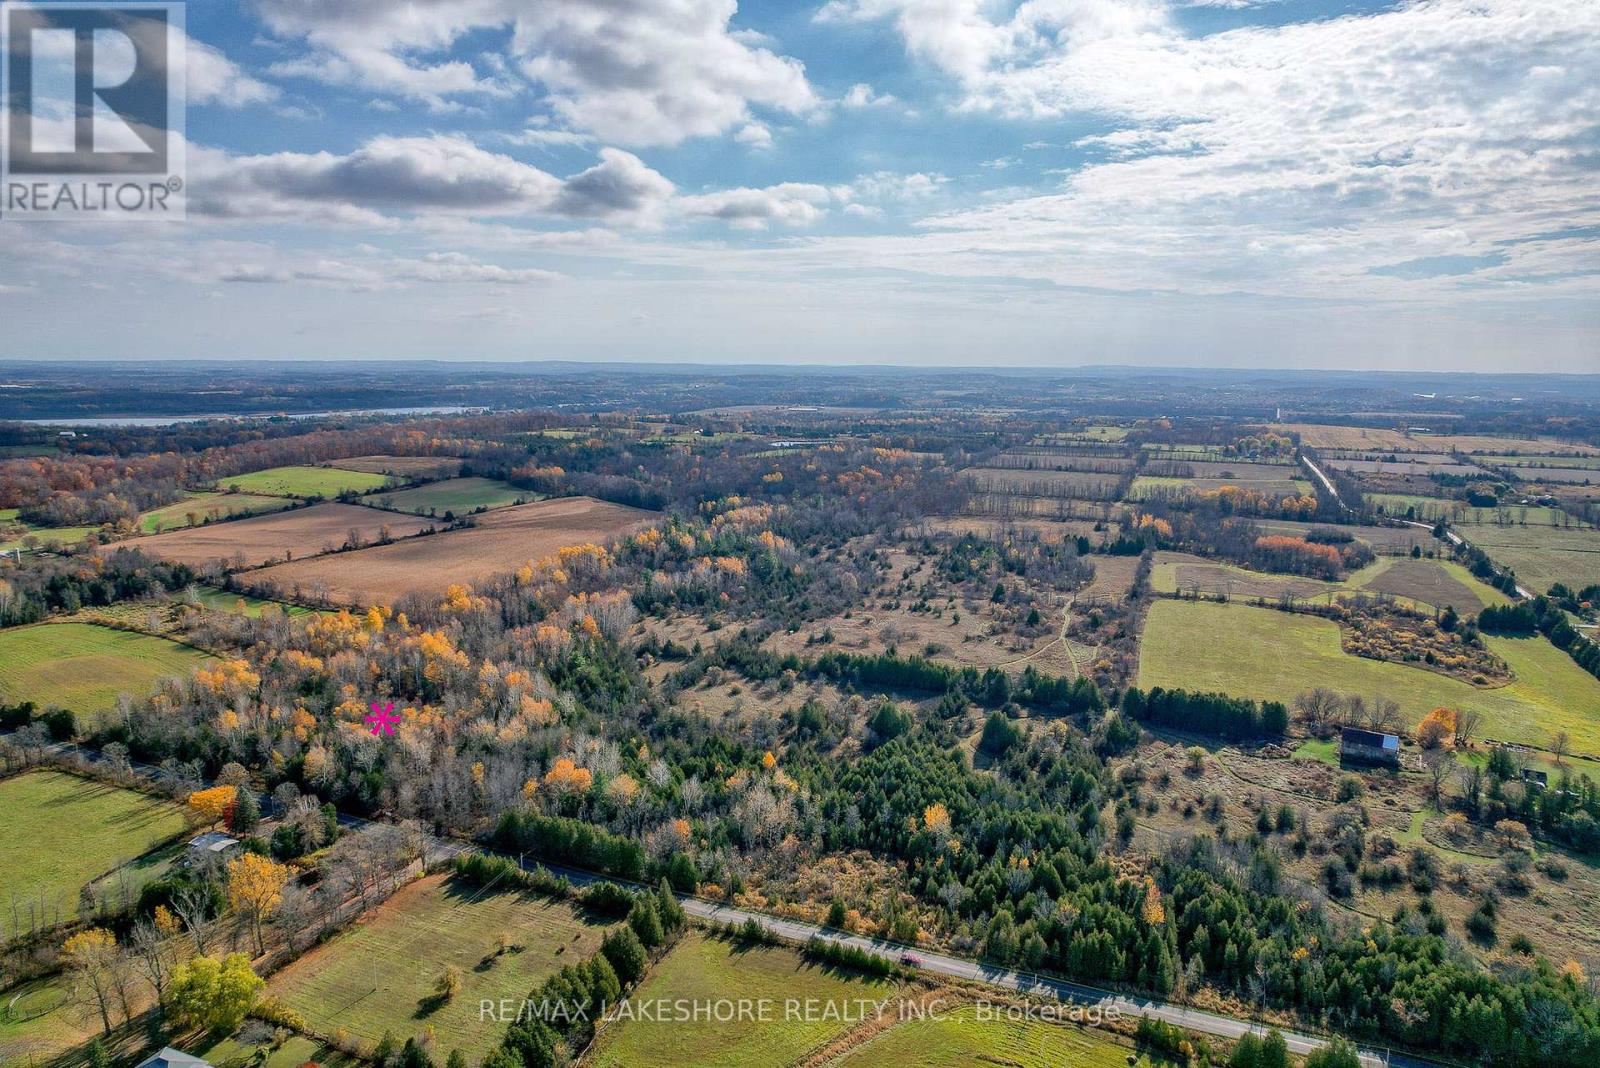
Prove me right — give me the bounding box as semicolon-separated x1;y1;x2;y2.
1460;524;1600;596
833;1004;1130;1068
589;931;896;1068
1139;599;1600;753
268;873;614;1061
0;771;188;930
183;586;316;617
361;477;532;516
196;1032;361;1068
219;465;393;499
0;622;211;724
1364;493;1582;528
1148;555;1505;614
138;491;294;533
0;524;97;552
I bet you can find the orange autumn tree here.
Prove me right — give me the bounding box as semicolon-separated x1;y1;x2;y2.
1417;707;1457;749
188;785;237;827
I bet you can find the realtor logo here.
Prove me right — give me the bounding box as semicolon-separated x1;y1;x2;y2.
1;2;185;219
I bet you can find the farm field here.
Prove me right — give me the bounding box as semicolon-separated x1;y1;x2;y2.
268;872;614;1061
0;771;188;933
963;466;1124;499
246;496;659;606
1138;599;1600;753
588;931;895;1068
1363;493;1582;527
196;1032;361;1068
1129;475;1312;500
0;523;97;552
105;501;435;569
1484;455;1600;470
1252;519;1433;554
362;476;532;516
0;622;210;724
218;464;394;498
1148;554;1504;614
137;491;294;533
1331;459;1488;477
330;454;464;478
1508;465;1600;485
1465;525;1600;594
830;1004;1129;1068
1272;425;1600;456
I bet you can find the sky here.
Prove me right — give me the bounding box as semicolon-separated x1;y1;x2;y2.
2;0;1598;371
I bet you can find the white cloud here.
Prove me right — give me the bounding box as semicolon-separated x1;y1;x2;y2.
813;0;1600;300
254;0;817;144
735;123;774;149
187;36;280;107
679;183;834;229
841;82;895;108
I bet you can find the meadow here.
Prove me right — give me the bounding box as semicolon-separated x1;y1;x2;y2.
267;872;614;1061
137;491;293;533
105;501;434;569
330;455;464;478
362;476;532;516
1148;554;1503;614
183;586;317;617
0;771;188;932
588;931;896;1068
1461;524;1600;594
247;496;659;606
0;524;97;552
0;622;210;724
219;465;394;498
1138;599;1600;753
831;1004;1130;1068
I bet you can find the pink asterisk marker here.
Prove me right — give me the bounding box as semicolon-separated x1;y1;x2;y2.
365;701;400;736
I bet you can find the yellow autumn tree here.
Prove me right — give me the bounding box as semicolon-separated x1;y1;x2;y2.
61;928;121;1034
1141;879;1166;926
188;785;237;827
923;803;952;837
227;854;289;954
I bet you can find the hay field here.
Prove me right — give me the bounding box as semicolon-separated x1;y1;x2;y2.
104;502;434;569
0;771;187;931
246;496;659;606
268;873;613;1061
589;931;895;1068
0;622;210;724
1138;599;1600;752
330;455;464;478
137;491;294;533
1465;525;1600;594
832;1004;1129;1068
219;465;394;498
362;477;532;516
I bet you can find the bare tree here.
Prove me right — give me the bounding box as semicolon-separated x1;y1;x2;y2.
1552;731;1571;766
170;884;213;955
1454;707;1483;748
1423;748;1455;806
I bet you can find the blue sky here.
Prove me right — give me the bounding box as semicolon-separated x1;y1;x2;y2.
4;0;1598;370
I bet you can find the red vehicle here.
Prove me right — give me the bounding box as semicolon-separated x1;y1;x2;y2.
900;952;923;968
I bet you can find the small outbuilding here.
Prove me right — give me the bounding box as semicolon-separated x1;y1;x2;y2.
186;831;240;860
1340;727;1400;767
136;1048;214;1068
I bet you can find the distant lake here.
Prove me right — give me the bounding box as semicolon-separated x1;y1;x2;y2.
10;405;483;428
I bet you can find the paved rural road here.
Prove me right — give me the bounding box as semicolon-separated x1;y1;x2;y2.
7;741;1439;1068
